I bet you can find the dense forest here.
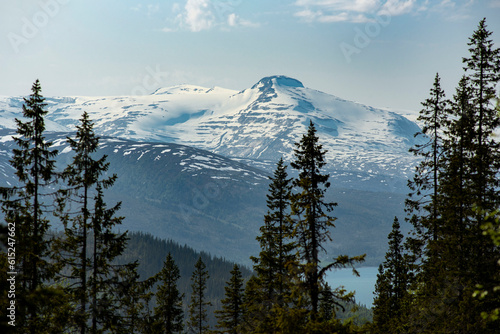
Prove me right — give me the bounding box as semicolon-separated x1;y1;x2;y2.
1;18;500;334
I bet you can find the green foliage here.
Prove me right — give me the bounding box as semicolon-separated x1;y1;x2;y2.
241;122;368;332
290;121;365;319
398;18;500;333
215;264;244;334
244;158;298;332
289;121;338;316
0;80;65;332
188;257;212;334
372;217;410;333
473;209;500;324
52;111;122;334
154;253;184;334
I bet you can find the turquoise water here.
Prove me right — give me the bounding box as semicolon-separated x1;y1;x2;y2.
324;266;378;307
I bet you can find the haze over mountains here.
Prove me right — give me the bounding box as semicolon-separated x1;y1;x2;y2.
0;76;423;264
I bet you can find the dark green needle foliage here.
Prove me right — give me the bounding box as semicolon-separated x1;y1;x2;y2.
0;80;72;333
400;18;500;333
215;264;245;334
153;253;184;334
245;158;297;332
290;121;365;324
188;257;212;334
372;217;409;334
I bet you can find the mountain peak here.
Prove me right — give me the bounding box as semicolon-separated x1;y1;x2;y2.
251;76;304;90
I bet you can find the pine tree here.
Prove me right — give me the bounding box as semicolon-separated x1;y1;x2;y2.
53;111;115;334
372;217;409;334
153;253;184;334
290;121;365;321
460;18;500;331
113;261;157;333
88;183;128;333
406;73;448;244
188;257;212;334
263;158;295;305
462;18;500;304
403;19;500;333
246;158;296;331
0;80;68;333
290;120;336;318
462;18;500;210
372;264;391;333
215;264;244;334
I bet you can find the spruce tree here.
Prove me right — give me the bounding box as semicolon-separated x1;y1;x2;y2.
53;111;115;334
403;74;451;332
246;158;296;331
88;183;128;333
372;264;391;334
0;79;67;333
462;18;500;304
290;121;365;321
188;257;212;334
215;264;244;334
113;261;157;333
461;18;500;331
406;73;448;244
403;19;500;332
153;253;184;334
372;217;409;334
462;18;500;209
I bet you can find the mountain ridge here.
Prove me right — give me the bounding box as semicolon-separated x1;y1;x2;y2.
0;75;424;193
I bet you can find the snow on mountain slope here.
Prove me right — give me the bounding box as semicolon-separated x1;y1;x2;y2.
0;76;424;192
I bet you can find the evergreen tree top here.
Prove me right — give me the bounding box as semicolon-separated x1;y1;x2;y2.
463;18;500;89
291;121;331;189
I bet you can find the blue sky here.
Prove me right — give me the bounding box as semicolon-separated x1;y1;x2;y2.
1;0;500;112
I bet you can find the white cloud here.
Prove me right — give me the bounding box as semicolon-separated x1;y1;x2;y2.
294;8;372;23
293;0;481;23
379;0;416;15
227;13;261;28
294;0;381;13
184;0;215;32
228;13;238;26
161;0;259;32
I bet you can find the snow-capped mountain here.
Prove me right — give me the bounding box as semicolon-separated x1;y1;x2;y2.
0;76;417;264
0;75;424;192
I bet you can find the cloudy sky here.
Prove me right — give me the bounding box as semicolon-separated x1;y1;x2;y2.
1;0;499;112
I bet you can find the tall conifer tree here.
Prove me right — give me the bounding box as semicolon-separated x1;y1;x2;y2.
153;253;184;334
188;257;211;334
0;80;66;333
373;217;409;334
215;264;244;334
290;121;365;322
247;158;296;331
89;184;128;333
53;111;114;334
463;18;500;209
403;19;500;333
406;73;448;244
